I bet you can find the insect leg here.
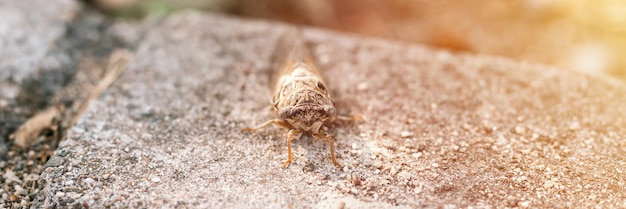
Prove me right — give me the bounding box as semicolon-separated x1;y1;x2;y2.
283;129;301;169
241;119;290;132
315;132;344;171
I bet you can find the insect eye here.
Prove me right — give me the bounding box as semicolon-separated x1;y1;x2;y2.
317;82;327;92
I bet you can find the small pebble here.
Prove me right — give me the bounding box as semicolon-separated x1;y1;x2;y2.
357;82;368;91
84;178;96;185
543;180;554;189
14;185;24;194
520;201;530;208
45;157;65;167
151;177;161;183
141;133;152;139
302;163;316;173
350;176;361;186
20;199;28;207
3;171;22;183
398;171;411;181
401;131;412;138
390;167;399;175
63;187;82;193
568;121;581;130
55;192;66;198
58;149;69;157
338;201;345;209
514;125;525;134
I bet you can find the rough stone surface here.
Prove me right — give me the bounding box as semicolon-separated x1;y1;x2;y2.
35;11;626;208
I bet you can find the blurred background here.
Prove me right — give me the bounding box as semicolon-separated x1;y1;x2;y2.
88;0;626;81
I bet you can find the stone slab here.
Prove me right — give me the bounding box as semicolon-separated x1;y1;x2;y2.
36;11;626;208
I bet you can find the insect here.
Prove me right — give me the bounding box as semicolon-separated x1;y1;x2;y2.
242;32;355;171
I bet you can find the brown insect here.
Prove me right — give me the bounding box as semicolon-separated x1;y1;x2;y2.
243;32;355;171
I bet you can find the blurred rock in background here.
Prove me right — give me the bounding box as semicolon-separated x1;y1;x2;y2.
90;0;626;79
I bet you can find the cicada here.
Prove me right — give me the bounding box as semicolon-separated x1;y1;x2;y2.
243;32;354;171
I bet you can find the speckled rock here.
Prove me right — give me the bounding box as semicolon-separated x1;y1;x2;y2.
35;11;626;208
